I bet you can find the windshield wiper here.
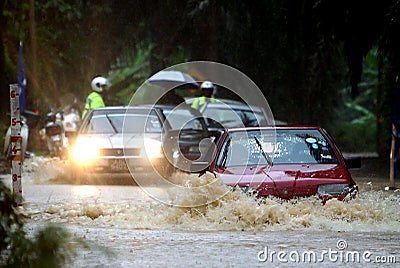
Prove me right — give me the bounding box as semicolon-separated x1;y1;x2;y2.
220;138;231;168
254;136;273;167
105;114;119;133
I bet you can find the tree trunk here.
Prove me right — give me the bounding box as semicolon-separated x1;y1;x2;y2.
0;0;8;118
29;0;39;110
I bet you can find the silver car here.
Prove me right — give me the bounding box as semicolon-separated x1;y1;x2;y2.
69;105;213;183
185;98;285;128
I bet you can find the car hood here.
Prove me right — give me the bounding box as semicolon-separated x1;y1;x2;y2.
217;164;353;199
78;133;160;148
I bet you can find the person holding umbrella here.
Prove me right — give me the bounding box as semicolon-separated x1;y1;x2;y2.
148;70;198;107
156;88;186;106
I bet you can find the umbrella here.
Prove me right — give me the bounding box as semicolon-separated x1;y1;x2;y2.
148;70;199;90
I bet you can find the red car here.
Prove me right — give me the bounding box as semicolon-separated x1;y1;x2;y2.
197;126;360;201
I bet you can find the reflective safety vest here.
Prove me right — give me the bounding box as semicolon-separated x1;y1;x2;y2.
191;96;217;110
82;91;105;119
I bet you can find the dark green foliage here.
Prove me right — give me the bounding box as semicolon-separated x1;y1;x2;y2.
0;180;76;267
0;180;26;263
329;120;377;153
106;45;153;105
2;0;400;156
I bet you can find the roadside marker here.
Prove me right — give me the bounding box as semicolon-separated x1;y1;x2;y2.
10;84;23;206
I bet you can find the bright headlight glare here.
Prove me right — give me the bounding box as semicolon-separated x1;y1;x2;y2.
317;184;352;195
72;137;99;162
142;138;163;159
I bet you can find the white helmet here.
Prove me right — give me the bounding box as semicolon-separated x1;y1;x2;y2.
91;76;109;93
200;81;214;90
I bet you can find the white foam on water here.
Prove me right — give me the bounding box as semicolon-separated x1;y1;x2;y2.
22;156;71;184
17;157;400;233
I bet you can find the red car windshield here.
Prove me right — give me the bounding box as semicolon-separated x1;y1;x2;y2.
218;129;339;167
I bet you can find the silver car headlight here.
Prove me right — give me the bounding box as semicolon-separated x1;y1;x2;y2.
141;138;163;159
317;184;356;196
71;137;99;162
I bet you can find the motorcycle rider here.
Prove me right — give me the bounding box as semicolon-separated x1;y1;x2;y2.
82;76;109;119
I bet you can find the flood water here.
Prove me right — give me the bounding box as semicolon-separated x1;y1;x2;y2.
3;157;400;267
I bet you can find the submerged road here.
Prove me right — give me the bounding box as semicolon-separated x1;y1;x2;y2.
1;157;400;267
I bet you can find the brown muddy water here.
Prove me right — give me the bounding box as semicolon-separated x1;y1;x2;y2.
2;157;400;267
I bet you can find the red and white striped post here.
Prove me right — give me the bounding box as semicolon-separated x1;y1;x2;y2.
9;84;23;206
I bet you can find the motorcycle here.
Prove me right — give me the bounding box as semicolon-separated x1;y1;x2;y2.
61;105;81;145
40;111;66;158
39;105;81;159
3;110;41;162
